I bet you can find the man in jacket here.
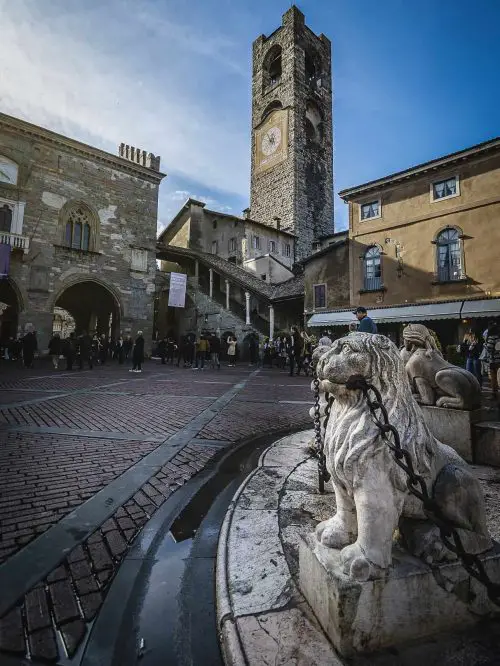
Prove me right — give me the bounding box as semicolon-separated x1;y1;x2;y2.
354;307;378;333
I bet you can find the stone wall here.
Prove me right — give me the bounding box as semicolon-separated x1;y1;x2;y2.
250;6;334;260
303;241;350;314
0;113;164;352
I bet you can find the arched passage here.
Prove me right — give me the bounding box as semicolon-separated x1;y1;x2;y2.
54;280;121;339
0;279;20;344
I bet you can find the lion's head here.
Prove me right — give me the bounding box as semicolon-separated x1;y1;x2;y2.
403;323;442;358
316;332;435;483
315;332;406;400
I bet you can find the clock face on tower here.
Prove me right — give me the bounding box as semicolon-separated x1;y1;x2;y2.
254;109;288;174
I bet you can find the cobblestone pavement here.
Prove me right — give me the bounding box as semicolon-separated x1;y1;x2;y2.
0;359;313;663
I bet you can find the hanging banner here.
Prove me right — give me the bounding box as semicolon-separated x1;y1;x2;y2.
0;244;10;279
168;272;187;308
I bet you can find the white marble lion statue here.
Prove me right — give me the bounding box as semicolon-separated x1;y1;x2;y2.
314;332;491;582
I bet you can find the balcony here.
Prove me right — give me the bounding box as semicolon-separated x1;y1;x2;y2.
0;231;30;253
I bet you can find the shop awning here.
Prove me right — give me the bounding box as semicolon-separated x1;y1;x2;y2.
307;301;463;328
461;298;500;319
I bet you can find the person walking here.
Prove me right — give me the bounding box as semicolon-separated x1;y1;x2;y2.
354;306;378;333
48;332;62;369
210;333;221;369
460;332;483;385
485;323;500;398
248;333;258;366
78;331;93;370
287;326;303;377
65;332;77;371
158;337;167;365
22;328;37;368
227;335;237;367
98;334;108;365
130;330;145;373
194;334;208;370
116;336;125;364
166;336;176;365
123;335;133;362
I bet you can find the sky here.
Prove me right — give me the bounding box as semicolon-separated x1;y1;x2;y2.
1;0;499;233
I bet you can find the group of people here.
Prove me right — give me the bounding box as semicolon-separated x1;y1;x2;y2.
156;332;238;370
45;330;145;372
460;322;500;395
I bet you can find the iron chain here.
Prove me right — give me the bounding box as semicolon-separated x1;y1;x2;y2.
312;370;331;494
345;373;500;606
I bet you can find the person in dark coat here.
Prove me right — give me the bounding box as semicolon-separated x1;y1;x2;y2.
78;331;93;370
287;327;303;377
48;333;62;369
65;332;77;371
166;337;176;365
22;329;37;368
158;337;167;365
123;335;133;361
98;335;108;365
130;330;145;372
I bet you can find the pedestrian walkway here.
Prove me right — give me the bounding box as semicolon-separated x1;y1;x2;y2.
0;361;312;663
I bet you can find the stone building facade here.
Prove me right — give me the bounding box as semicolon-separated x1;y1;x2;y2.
336;136;500;346
250;6;334;260
160;198;296;280
0;113;164;352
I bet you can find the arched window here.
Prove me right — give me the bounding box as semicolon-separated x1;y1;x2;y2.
364;246;382;290
0;156;18;186
305;50;321;87
263;45;282;90
436;228;463;282
305;101;323;144
63;204;95;251
0;204;13;233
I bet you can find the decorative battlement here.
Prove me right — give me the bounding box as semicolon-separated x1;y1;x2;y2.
118;144;161;171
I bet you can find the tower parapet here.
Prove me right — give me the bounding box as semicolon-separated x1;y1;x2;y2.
118;143;161;171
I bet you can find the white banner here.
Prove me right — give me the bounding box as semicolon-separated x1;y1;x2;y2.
168;272;187;308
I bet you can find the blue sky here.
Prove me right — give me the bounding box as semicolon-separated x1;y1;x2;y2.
1;0;499;232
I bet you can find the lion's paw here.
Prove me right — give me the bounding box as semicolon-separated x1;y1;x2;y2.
316;516;354;549
340;542;383;581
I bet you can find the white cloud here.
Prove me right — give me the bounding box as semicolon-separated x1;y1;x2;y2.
0;0;249;197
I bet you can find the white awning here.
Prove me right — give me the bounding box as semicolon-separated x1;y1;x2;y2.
461;298;500;319
307;301;463;328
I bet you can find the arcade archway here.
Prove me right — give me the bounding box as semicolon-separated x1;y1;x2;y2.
0;279;20;344
54;280;121;338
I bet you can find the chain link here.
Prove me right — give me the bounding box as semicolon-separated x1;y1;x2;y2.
312;370;331;493
345;373;500;606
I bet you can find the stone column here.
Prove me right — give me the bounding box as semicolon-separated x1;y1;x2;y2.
225;279;230;310
209;268;214;299
194;260;199;279
245;292;251;325
269;305;275;340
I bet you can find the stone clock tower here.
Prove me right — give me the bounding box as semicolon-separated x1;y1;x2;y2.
250;6;334;261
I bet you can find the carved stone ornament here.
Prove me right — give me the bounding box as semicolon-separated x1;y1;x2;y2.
401;323;481;410
313;332;491;582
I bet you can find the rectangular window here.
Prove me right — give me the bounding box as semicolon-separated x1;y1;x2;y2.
432;176;459;201
253;236;260;250
284;243;291;258
314;284;326;309
229;237;237;252
360;200;380;221
211;240;218;254
261;273;267;281
269;240;276;253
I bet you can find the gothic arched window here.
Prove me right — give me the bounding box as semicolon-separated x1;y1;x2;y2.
263;45;282;90
63;204;95;251
436;227;463;282
364;246;382;291
305;101;323;144
0;204;13;233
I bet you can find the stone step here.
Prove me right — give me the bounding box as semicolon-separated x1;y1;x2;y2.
474;421;500;467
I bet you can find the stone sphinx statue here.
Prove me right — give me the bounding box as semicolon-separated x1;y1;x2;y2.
313;332;491;582
401;323;481;410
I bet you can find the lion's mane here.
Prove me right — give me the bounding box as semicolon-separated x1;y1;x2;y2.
318;333;436;493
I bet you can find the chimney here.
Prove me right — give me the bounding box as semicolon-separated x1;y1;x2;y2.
242;208;251;220
118;143;161;171
273;216;281;231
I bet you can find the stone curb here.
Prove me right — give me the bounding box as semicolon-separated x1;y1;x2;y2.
215;429;342;666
